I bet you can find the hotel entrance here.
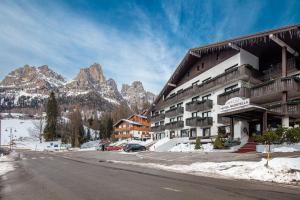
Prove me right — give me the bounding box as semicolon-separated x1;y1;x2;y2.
219;107;283;139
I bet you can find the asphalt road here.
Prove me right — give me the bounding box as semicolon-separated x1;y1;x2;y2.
1;151;300;200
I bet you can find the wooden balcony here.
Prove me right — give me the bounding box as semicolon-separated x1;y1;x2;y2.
156;65;261;109
186;99;213;112
217;87;250;105
186;117;213;127
151;113;165;122
251;77;300;104
113;134;132;139
165;121;184;130
150;125;165;132
268;101;300;118
165;107;184;118
114;126;150;132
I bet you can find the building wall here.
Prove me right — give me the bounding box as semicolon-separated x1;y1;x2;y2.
151;49;260;139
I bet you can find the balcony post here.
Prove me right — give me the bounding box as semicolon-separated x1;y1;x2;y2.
282;47;287;77
230;117;234;139
262;111;267;133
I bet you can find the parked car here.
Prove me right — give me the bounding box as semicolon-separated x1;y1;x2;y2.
0;147;10;155
105;145;123;151
123;144;146;152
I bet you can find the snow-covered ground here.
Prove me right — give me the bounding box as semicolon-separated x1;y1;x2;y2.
273;146;298;152
1;117;63;151
110;157;300;184
168;143;215;152
0;155;15;176
0;118;41;145
149;137;170;151
110;139;153;147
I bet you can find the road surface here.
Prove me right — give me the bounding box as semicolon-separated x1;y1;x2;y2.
1;151;300;200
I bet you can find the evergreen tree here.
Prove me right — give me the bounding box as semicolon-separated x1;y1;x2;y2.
44;91;59;141
86;128;91;142
195;137;201;150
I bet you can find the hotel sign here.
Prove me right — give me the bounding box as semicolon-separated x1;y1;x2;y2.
220;97;250;113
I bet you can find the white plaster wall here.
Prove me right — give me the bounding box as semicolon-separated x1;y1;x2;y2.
151;51;259;139
240;49;259;70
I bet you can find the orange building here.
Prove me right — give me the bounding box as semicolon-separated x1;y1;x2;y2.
113;114;151;140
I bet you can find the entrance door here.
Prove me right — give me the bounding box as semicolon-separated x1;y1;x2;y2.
249;121;261;137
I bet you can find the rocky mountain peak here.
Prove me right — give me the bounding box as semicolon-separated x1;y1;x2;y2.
121;81;155;110
75;63;106;84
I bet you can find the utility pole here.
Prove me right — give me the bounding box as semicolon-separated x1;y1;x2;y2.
5;127;16;151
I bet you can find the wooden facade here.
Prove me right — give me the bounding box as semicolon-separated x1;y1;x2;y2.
113;114;151;140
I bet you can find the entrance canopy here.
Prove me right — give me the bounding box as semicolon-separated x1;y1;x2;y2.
219;106;282;121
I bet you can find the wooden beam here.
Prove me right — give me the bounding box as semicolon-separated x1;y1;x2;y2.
189;50;201;58
167;83;176;87
269;34;299;56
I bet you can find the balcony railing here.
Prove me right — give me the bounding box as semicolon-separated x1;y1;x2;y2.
217;87;250;105
186;99;213;112
156;65;261;109
113;134;132;139
165;107;184;118
150;125;165;132
186;117;213;127
165;121;184;130
268;101;300;117
151;113;165;122
251;77;300;104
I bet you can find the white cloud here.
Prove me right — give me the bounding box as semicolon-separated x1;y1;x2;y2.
0;1;180;93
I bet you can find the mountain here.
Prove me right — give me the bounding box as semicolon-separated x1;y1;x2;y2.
121;81;155;110
0;63;156;115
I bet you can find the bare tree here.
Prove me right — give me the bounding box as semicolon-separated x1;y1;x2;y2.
28;118;45;143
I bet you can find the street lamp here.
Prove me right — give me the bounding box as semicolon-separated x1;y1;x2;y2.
5;127;17;151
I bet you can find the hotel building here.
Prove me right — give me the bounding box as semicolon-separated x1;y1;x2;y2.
150;25;300;141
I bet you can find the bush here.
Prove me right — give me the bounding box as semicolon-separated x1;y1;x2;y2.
213;136;224;149
285;127;300;144
195;137;201;150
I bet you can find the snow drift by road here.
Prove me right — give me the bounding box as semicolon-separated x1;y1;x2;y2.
111;157;300;184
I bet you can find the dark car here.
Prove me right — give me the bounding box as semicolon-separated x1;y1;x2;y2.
0;147;10;155
123;144;146;152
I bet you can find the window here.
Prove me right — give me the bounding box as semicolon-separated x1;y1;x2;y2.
202;94;211;100
170;93;176;97
202;63;204;69
170;118;175;122
160;110;164;114
155;122;159;126
177;89;183;94
197;65;200;71
160;121;164;125
192;81;199;87
177;116;183;121
190;128;197;138
192;96;199;102
177;102;183;107
202;111;211;118
170;105;176;109
192;112;198;117
203;128;211;137
187;72;190;77
225;64;238;72
224;84;238;93
202;77;211;83
180;129;189;137
216;53;219;60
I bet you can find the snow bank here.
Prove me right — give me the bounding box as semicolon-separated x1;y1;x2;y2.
169;143;195;152
149;137;170;151
111;157;300;184
81;140;101;149
273;146;298;152
0;156;14;176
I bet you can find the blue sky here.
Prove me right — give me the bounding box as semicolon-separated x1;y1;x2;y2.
0;0;299;93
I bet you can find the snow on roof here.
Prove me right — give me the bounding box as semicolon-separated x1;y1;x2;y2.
113;119;142;127
136;114;148;119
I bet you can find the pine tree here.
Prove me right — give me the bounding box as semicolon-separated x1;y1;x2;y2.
69;109;85;147
44;91;59;141
195;137;201;150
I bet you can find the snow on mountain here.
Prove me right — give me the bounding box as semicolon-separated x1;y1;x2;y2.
121;81;155;110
